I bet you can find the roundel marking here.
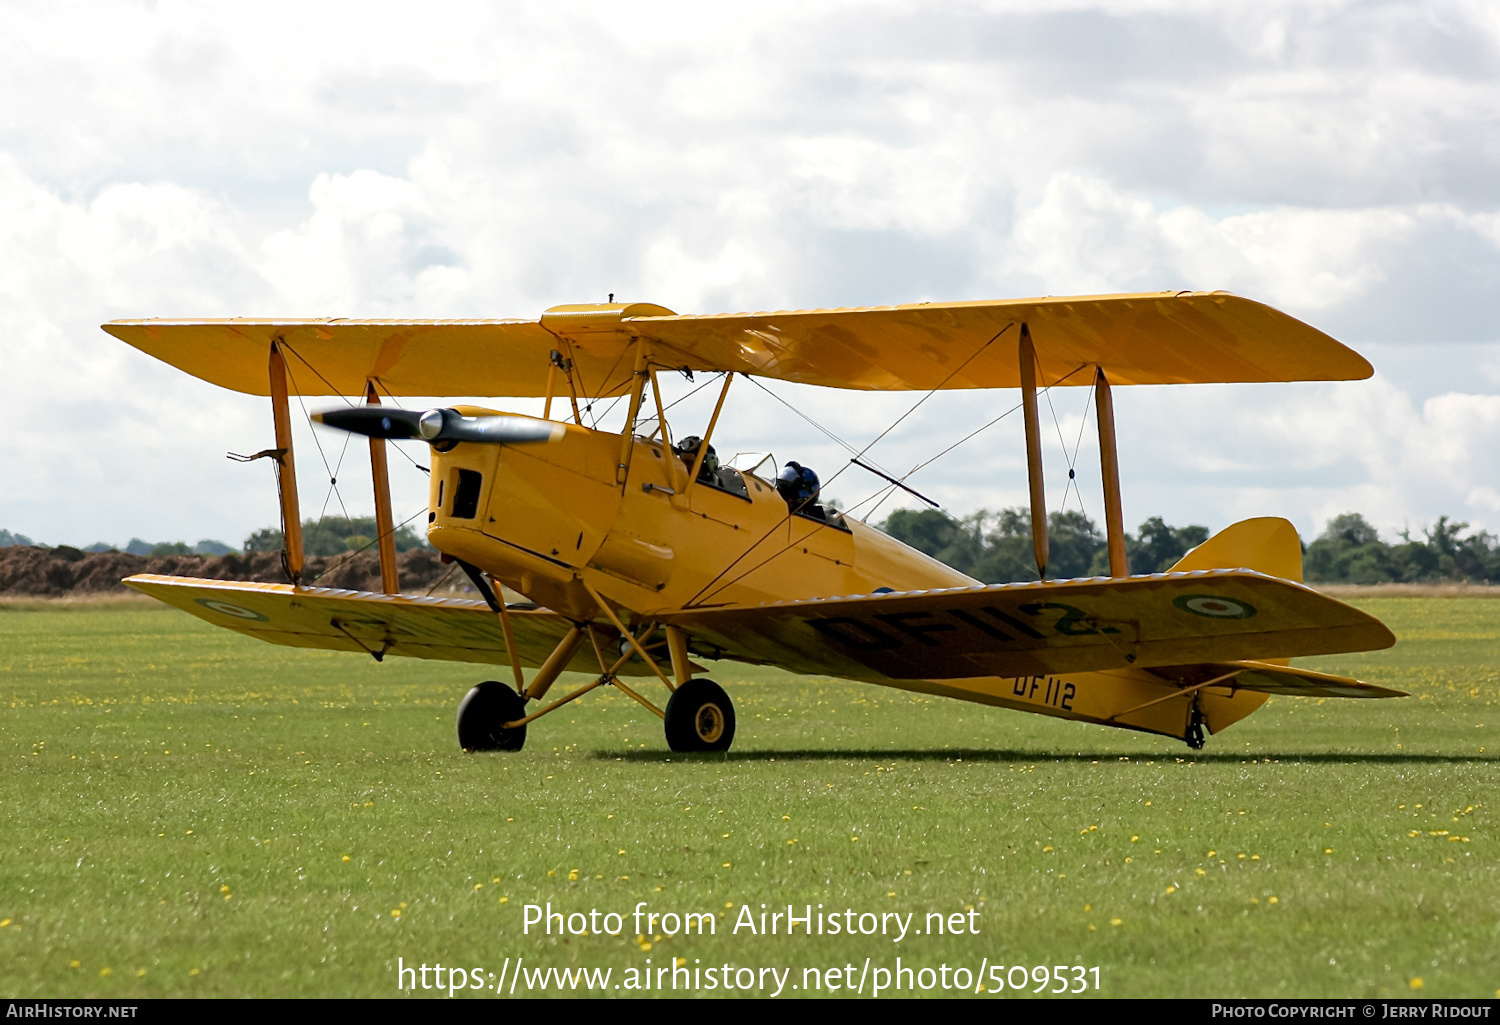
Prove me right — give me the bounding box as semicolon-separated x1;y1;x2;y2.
1173;594;1257;620
194;598;270;622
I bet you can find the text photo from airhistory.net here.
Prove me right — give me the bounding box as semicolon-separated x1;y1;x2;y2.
2;1;1497;1008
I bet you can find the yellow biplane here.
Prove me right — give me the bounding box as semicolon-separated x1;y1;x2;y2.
103;291;1403;753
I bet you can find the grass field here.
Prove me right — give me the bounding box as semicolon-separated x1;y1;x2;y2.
0;596;1495;999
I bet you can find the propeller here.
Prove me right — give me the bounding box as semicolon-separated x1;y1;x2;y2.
312;407;564;445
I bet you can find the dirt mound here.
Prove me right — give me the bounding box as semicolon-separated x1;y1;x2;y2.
0;545;450;597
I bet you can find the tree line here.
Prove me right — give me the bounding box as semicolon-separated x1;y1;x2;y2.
876;508;1500;585
243;516;429;558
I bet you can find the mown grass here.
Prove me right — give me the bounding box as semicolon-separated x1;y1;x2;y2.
0;598;1495;999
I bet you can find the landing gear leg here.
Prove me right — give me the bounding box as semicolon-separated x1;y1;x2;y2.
1184;700;1207;751
457;680;527;752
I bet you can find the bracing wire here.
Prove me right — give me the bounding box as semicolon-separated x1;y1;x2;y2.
280;357;355;554
685;327;1015;607
306;504;430;586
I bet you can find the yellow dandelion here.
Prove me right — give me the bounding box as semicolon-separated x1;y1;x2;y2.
1207;850;1216;858
391;909;401;918
100;967;111;977
887;891;896;897
725;902;734;909
722;862;731;868
135;969;146;977
618;849;626;855
781;815;791;821
1131;836;1139;843
190;968;200;976
1110;918;1122;927
220;885;229;893
0;919;10;929
1195;868;1206;876
567;870;579;881
676;957;687;967
1410;978;1424;990
1165;886;1176;894
70;960;81;969
1088;924;1096;931
786;838;798;846
547;869;555;877
341;855;350;862
1124;857;1132;864
1084;904;1092;912
499;896;509;904
850;836;859;842
1269;896;1279;904
474;883;483;890
1043;845;1053;852
1324;848;1334;854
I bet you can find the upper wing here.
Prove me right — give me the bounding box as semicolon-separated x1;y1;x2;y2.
103;292;1370;398
634;291;1372;390
123;574;646;675
101;317;583;398
665;569;1395;682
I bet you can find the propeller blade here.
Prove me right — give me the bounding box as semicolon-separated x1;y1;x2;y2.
311;407;425;439
313;407;564;445
432;411;565;445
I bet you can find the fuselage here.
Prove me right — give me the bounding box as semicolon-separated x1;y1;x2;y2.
426;409;974;621
425;411;1268;743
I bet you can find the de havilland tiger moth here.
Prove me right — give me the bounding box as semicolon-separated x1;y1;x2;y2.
102;292;1403;754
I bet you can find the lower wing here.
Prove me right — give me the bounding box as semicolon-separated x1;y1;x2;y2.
666;569;1396;682
122;574;624;674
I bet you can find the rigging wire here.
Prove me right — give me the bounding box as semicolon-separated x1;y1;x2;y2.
685;326;1013;607
1041;365;1094;521
305;504;430;585
280;357;355;554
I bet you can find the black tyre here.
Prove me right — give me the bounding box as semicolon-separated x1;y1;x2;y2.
663;679;735;753
457;680;527;752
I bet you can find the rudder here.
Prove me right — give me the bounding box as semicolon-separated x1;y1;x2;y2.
1168;516;1303;581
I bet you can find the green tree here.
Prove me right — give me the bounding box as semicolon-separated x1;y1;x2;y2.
880;509;984;576
243;517;429;557
1304;513;1391;584
1125;516;1210;573
148;541;193;556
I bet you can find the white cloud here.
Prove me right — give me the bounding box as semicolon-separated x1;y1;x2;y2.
3;1;1500;548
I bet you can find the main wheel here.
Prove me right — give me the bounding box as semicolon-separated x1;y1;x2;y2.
457;680;527;752
663;679;736;753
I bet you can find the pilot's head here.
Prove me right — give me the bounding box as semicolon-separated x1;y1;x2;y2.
674;435;718;478
776;461;819;504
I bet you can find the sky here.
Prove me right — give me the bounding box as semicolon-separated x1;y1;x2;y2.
3;0;1498;550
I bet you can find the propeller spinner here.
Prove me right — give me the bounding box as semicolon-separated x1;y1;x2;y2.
312;407;564;445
